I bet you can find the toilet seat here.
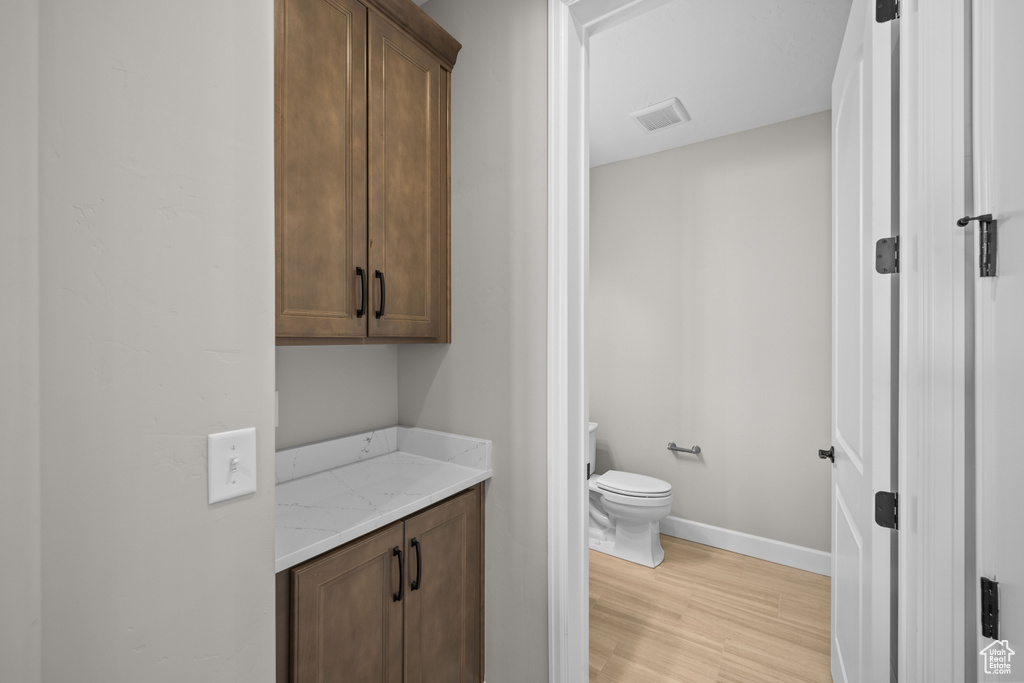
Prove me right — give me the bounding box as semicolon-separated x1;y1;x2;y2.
595;470;671;497
590;471;672;508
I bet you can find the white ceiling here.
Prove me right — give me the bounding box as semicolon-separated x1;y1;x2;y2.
589;0;852;167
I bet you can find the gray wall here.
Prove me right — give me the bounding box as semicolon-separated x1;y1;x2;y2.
276;346;398;449
400;0;550;680
590;112;832;552
0;2;42;682
36;1;277;680
5;0;549;680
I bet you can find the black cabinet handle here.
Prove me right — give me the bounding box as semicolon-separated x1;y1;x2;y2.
410;538;421;591
392;546;403;602
818;447;835;463
355;267;367;318
375;270;385;319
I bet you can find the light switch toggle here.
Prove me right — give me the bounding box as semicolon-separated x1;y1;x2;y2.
208;428;257;504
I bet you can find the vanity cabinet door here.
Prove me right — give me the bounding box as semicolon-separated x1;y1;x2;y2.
366;10;446;340
276;0;369;340
403;487;482;683
291;522;404;683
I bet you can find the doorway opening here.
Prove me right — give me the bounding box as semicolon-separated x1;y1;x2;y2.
548;0;912;680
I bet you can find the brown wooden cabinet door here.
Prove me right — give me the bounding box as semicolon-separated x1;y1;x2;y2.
367;11;445;339
276;0;368;340
292;523;404;683
403;488;482;683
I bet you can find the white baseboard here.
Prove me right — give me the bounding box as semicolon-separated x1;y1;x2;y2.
659;515;831;576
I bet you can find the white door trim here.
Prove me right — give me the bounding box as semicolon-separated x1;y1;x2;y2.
547;2;587;680
548;1;644;680
898;0;969;680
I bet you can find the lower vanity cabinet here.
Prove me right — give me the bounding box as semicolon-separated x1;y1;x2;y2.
292;523;405;682
277;485;483;683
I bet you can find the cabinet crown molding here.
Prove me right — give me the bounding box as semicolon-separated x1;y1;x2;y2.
364;0;461;69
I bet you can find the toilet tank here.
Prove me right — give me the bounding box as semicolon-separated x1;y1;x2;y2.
588;422;598;476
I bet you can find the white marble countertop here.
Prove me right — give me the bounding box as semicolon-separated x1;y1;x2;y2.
275;427;491;572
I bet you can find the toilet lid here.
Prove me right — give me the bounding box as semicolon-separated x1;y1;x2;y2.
596;470;672;497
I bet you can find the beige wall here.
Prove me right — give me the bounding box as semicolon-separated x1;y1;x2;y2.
37;1;277;680
276;346;398;449
0;2;42;682
590;112;832;552
400;0;550;679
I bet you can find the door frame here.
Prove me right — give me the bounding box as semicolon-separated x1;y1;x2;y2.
547;0;971;680
546;1;587;680
547;2;670;679
897;0;970;680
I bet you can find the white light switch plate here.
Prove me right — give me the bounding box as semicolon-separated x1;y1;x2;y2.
208;427;257;504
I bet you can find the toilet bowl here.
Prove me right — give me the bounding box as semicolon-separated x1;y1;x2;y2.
587;423;672;568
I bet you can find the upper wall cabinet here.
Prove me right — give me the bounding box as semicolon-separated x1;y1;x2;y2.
275;0;460;345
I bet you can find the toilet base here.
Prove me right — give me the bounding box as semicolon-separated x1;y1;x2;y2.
588;519;665;568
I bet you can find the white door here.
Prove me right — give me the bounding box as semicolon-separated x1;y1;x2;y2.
830;0;897;680
973;1;1024;679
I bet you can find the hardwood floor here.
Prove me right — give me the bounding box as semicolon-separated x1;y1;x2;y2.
590;535;832;682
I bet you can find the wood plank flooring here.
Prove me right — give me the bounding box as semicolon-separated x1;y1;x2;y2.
590;535;832;682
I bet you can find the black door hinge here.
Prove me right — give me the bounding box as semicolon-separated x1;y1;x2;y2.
875;236;900;274
874;491;898;530
586;462;591;479
957;214;998;277
982;577;1000;639
876;0;899;22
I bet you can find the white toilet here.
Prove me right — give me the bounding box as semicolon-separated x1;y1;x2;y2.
587;422;673;568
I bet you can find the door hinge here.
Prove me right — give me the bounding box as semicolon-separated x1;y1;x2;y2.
586;462;591;479
874;491;898;530
876;0;899;22
875;236;899;274
982;577;1000;639
980;220;998;277
957;214;998;277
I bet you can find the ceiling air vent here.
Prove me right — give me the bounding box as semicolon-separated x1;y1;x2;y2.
630;98;691;134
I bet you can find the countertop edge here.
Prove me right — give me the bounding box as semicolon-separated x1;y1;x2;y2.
275;467;491;573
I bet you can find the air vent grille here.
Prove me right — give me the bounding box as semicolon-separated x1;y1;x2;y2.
630;98;691;134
